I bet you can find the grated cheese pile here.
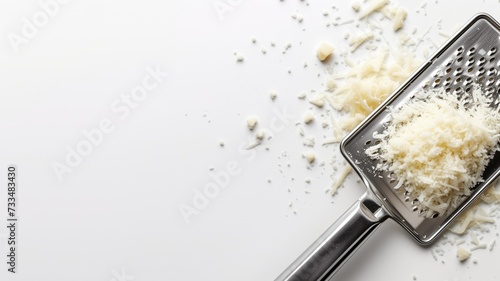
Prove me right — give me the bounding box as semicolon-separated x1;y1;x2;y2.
366;87;500;215
327;49;421;138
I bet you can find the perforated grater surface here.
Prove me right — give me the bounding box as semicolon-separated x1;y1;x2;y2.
276;13;500;281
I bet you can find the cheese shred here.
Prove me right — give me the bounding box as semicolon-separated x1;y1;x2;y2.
329;50;421;134
367;87;500;215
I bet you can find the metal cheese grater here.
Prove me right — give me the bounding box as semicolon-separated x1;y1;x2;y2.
276;13;500;281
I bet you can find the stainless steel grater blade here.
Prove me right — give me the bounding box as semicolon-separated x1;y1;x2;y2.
276;13;500;281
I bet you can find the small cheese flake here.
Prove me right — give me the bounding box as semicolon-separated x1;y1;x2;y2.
304;111;315;124
331;164;352;195
303;136;315;147
349;31;374;51
456;246;471;262
256;130;265;140
367;87;500;216
235;53;245;62
309;94;325;108
351;1;361;12
470;233;479;245
246;116;258;130
490;240;496;251
317;42;335;61
470;244;487;251
297;92;307;99
326;77;337;91
269;91;277;100
219;139;225;147
298;126;305;137
438;30;450;38
304;151;316;163
284;42;292;51
392;7;408;31
359;0;389;19
246;141;262;150
449;209;475;234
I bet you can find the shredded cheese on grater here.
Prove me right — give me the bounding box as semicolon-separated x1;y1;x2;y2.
328;50;422;135
366;87;500;215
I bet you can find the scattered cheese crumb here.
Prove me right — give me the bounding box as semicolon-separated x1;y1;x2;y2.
303;136;315;147
246;116;258;130
269;91;277;100
297;92;307;99
256;130;265;140
349;31;374;51
317;42;335;61
219;140;225;147
309;94;325;108
304;111;315;124
331;164;352;195
470;233;479;245
456;246;471;262
246;141;262;150
359;0;389;19
392;7;408;31
351;1;361;12
449;209;475;234
489;240;496;251
298;126;305;137
304;151;316;163
470;244;487;251
326;77;337;91
235;53;245;62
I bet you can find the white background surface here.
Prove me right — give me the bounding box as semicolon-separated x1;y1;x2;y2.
1;0;500;281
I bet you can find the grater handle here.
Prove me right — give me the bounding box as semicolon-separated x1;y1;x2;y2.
275;192;388;281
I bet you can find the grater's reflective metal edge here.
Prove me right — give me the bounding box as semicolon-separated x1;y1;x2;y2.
340;13;500;245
